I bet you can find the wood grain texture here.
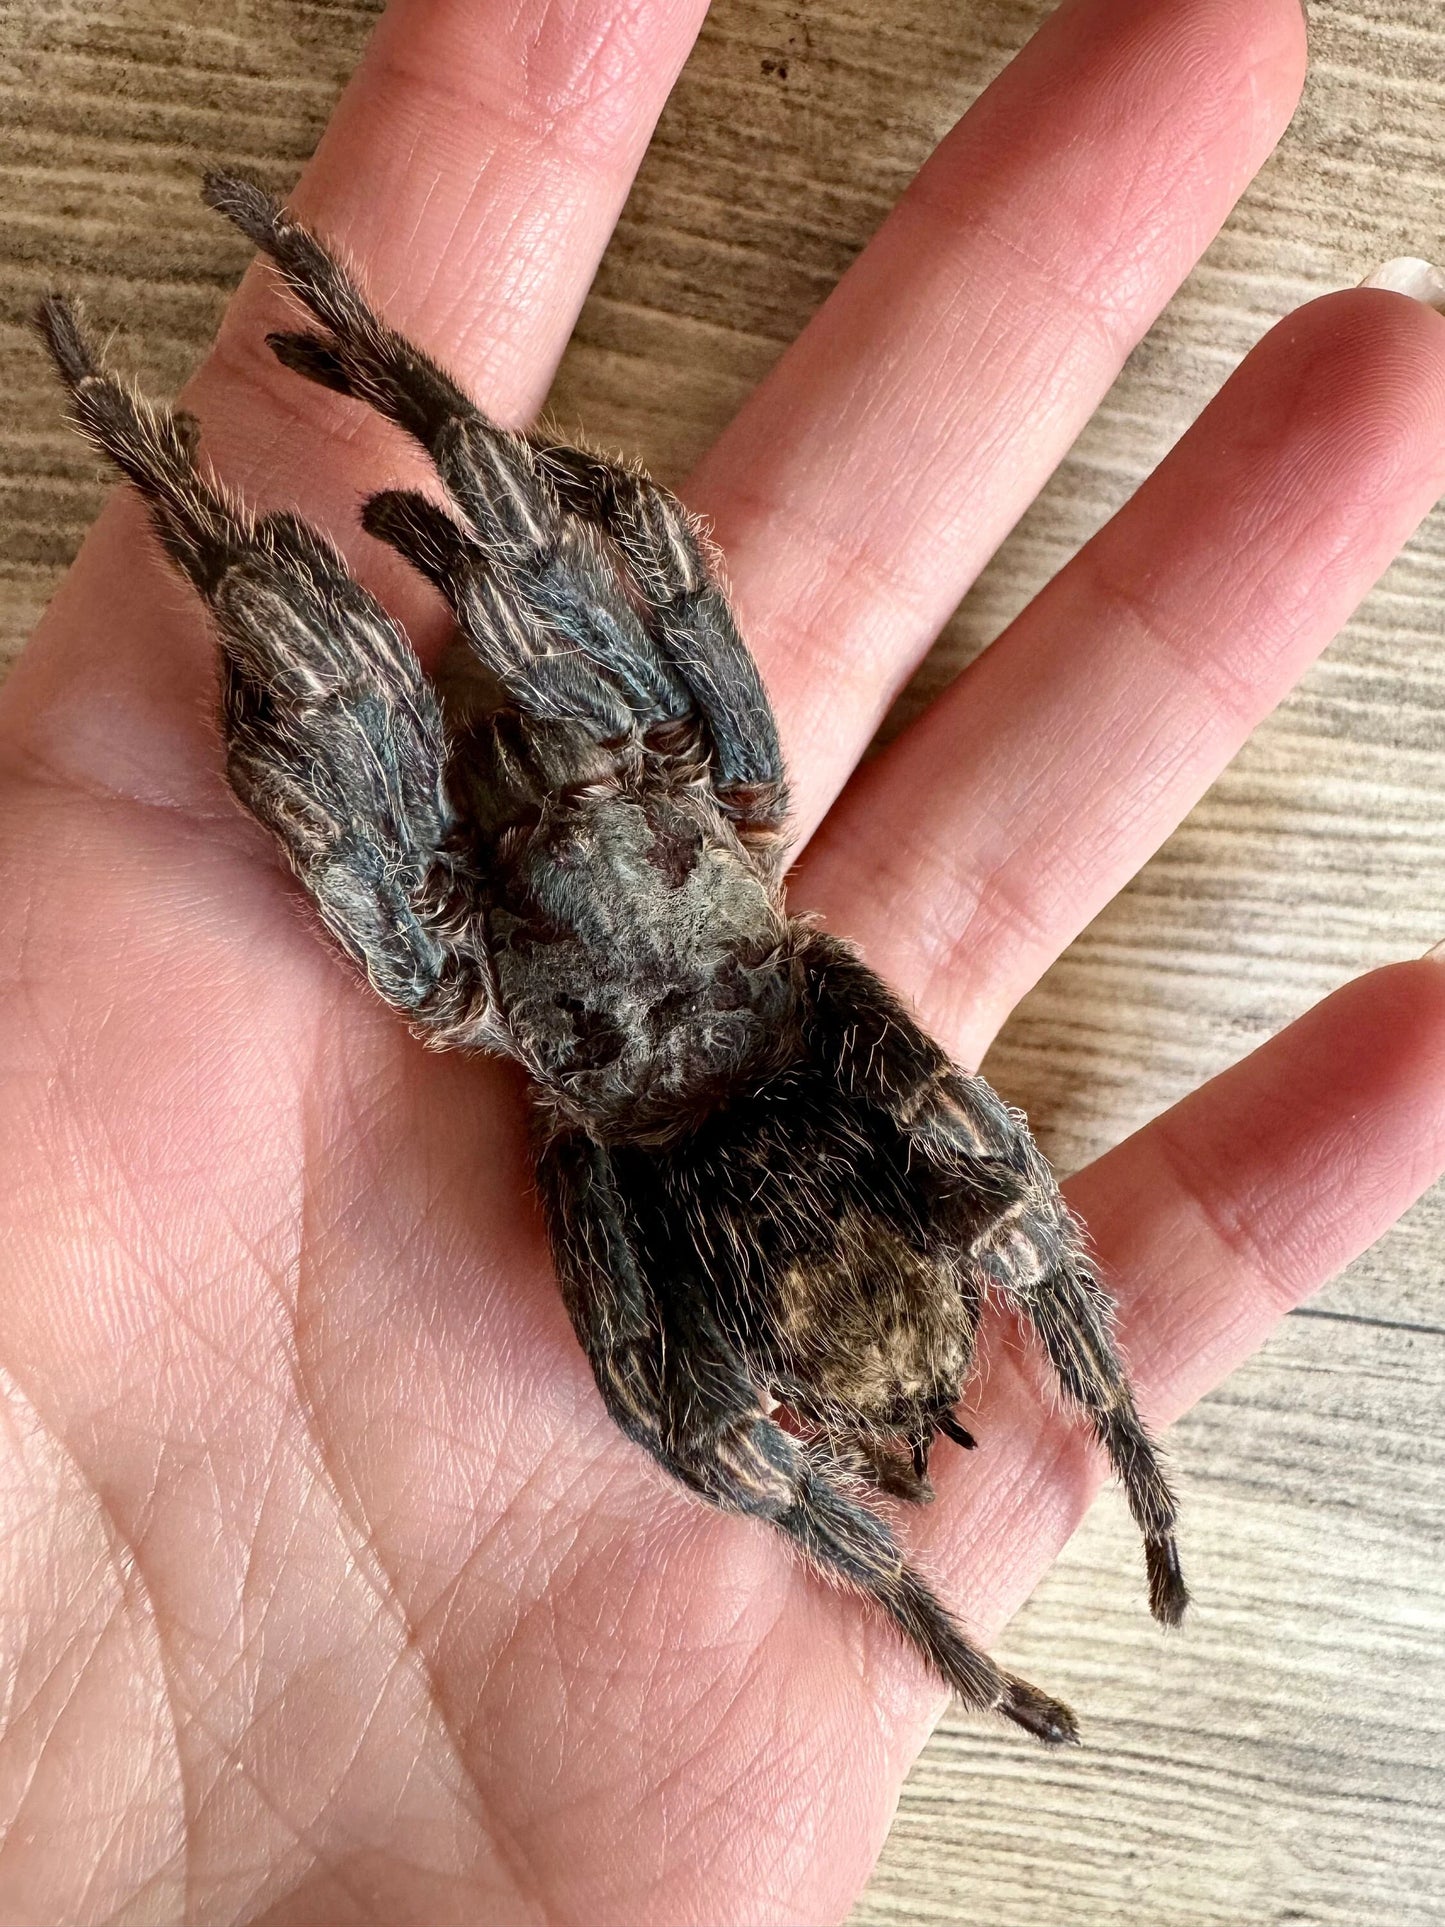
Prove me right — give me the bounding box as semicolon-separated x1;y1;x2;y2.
1;2;1442;1922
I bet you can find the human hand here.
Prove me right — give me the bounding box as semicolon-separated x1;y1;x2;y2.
2;0;1444;1921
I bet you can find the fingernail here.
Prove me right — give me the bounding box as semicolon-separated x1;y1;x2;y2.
1360;258;1445;313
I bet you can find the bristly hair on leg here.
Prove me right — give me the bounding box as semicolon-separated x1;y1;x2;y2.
200;171;476;451
36;294;247;594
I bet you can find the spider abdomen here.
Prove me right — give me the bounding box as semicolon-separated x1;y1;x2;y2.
765;1218;980;1434
608;1050;989;1446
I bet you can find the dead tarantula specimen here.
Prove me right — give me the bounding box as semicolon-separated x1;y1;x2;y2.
40;174;1186;1746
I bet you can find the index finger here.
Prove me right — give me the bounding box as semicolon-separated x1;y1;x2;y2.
2;0;709;794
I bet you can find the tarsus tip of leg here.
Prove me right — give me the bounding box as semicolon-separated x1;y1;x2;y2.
1001;1676;1081;1748
268;331;354;398
201;170;284;247
35;294;95;388
1147;1539;1189;1628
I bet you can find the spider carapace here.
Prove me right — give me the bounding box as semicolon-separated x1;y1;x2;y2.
40;173;1186;1746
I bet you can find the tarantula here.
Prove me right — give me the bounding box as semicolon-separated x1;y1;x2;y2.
39;174;1186;1746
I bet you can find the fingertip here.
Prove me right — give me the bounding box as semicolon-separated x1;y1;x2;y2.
1127;957;1445;1328
1338;956;1445;1112
1360;257;1445;310
1206;958;1445;1188
1159;281;1445;616
1261;0;1311;122
1192;0;1310;134
1267;284;1445;431
1105;0;1309;161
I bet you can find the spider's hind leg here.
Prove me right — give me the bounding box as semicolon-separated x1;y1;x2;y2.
537;1129;1079;1746
804;931;1188;1626
999;1248;1189;1626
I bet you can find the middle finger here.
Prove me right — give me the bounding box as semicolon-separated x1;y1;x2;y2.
687;0;1308;837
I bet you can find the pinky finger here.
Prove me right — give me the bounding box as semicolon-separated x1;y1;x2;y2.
1069;954;1445;1429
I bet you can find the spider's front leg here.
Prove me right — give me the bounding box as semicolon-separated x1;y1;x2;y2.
201;175;788;873
38;300;494;1050
536;1129;1079;1747
202;174;694;745
533;445;790;871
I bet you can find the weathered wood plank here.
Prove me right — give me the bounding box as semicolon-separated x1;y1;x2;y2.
855;1315;1445;1927
1;3;1441;1922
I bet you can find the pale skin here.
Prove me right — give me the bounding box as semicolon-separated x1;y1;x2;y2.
1;0;1444;1919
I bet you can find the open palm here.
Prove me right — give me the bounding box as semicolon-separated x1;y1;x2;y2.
2;0;1444;1920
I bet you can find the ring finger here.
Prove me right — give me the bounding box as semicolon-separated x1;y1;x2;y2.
798;284;1445;1067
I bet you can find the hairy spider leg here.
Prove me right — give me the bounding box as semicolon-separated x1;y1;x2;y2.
992;1255;1189;1626
202;172;474;457
804;935;1190;1627
37;298;494;1048
537;1129;1080;1745
202;173;695;747
361;488;647;739
534;446;789;871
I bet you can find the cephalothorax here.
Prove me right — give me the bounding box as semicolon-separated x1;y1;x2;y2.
41;175;1186;1745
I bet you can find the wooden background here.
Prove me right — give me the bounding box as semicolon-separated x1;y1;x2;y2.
1;1;1442;1921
